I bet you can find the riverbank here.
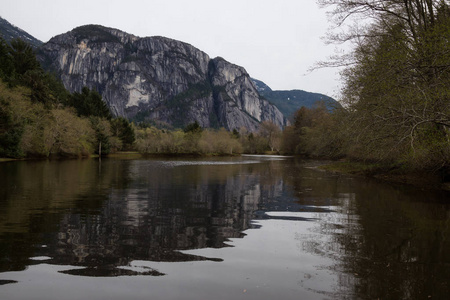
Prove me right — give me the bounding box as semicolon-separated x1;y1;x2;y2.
0;158;17;163
320;160;449;191
0;151;245;163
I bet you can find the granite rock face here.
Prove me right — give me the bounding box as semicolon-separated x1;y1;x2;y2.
38;25;287;131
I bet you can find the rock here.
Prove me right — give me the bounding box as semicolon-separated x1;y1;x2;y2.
38;25;288;131
0;16;43;48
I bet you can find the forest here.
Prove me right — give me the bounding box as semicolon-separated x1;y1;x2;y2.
291;0;450;175
0;37;134;158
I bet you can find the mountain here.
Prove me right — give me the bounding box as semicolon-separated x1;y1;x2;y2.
36;25;287;131
252;78;272;93
0;16;43;48
252;79;339;121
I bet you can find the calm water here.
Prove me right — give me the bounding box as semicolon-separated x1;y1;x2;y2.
0;156;449;299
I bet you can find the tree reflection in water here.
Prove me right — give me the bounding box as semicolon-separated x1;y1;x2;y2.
284;161;450;299
0;158;288;277
0;157;449;299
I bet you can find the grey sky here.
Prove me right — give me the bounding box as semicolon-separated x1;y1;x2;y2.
1;0;342;97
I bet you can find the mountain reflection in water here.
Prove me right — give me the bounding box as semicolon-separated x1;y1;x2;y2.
0;158;291;277
0;156;449;300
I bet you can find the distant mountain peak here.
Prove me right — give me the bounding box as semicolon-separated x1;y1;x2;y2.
251;78;339;121
251;78;272;93
0;16;43;48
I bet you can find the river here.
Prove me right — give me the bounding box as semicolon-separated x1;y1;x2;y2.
0;156;449;299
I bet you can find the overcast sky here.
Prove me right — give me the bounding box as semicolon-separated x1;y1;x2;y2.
1;0;344;97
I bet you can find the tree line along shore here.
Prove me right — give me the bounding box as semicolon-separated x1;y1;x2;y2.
1;1;449;189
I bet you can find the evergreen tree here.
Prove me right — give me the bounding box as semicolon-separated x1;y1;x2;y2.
183;121;202;133
9;38;41;76
2;38;66;107
111;117;136;149
90;117;112;156
0;100;23;158
69;87;112;119
0;37;14;81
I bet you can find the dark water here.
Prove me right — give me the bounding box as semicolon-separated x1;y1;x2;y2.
0;156;449;299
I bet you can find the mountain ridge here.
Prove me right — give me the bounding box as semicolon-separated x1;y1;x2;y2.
37;24;288;131
0;16;43;48
0;19;334;131
251;78;339;120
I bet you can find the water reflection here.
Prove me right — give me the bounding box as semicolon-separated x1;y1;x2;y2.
286;165;450;299
0;158;287;277
0;157;449;299
330;184;450;299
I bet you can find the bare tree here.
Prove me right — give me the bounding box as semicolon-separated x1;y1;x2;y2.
317;0;450;169
259;121;282;152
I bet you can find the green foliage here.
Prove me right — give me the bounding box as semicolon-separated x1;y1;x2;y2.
44;72;70;104
259;121;282;152
241;132;270;154
183;121;202;134
9;38;41;76
20;69;51;105
135;125;244;155
90;117;112;156
111;117;136;150
340;6;450;167
0;37;135;159
180;121;201;153
314;0;450;171
0;99;23;158
21;69;70;107
198;128;242;154
72;25;121;44
68;87;112;119
0;37;68;107
280;103;343;157
232;129;240;139
0;38;14;80
0;125;23;158
131;110;153;125
0;80;96;158
43;108;95;157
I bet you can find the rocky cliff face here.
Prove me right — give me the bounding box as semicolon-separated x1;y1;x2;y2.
38;25;287;131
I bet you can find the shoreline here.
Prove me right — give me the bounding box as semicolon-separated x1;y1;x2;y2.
319;160;450;191
0;151;297;162
4;153;448;191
